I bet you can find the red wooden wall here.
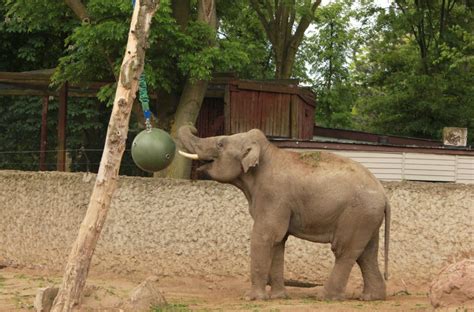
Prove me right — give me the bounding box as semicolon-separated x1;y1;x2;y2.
195;97;225;138
228;90;291;137
196;80;315;140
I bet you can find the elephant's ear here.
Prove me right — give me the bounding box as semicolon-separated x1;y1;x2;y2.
241;143;260;173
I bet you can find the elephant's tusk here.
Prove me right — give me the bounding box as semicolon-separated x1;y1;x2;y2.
178;150;199;160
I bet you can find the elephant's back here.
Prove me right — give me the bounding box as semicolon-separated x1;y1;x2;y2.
294;151;366;172
291;150;384;190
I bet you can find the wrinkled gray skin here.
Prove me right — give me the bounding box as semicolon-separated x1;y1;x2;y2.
177;125;390;301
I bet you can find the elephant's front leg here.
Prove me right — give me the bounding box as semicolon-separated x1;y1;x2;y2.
246;230;273;300
268;239;288;299
246;219;288;301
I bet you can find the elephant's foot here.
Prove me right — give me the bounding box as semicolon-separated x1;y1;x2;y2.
323;288;345;301
270;287;289;299
360;291;386;301
244;288;269;301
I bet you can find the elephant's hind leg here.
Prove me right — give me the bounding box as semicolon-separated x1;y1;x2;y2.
356;232;386;301
323;255;357;300
324;221;377;301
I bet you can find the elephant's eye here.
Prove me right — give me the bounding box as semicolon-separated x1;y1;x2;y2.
217;142;224;149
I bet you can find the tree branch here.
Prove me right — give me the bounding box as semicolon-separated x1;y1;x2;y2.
290;0;321;49
280;2;290;48
275;0;282;34
395;0;421;47
249;0;275;42
288;0;296;35
447;0;457;11
264;0;275;24
198;0;217;29
64;0;90;23
439;0;446;38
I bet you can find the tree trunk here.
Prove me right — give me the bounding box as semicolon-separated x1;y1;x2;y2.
154;0;191;129
153;0;191;179
50;1;158;311
166;79;209;178
172;0;191;30
279;44;297;79
250;0;321;79
165;0;217;179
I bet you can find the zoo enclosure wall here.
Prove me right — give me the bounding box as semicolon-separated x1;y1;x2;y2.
0;170;472;288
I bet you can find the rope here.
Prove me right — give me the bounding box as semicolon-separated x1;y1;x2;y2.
139;73;151;124
132;0;152;131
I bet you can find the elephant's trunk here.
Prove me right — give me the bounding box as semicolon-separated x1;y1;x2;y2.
177;125;200;159
177;125;217;161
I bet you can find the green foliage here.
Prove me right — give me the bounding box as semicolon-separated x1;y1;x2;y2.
353;0;474;143
218;0;274;79
1;0;472;177
52;0;132;86
4;0;72;33
0;2;68;71
152;303;190;312
50;0;254;98
298;0;357;129
0;95;146;175
0;96;49;171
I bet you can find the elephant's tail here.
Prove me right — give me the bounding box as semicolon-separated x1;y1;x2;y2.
384;201;391;281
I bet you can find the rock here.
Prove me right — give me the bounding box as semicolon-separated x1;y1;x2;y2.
83;284;100;298
429;259;474;309
122;276;167;311
34;287;59;312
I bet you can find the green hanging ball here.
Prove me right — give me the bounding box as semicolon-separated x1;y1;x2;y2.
131;128;176;172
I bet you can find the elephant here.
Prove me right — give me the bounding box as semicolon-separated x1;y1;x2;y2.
177;125;391;301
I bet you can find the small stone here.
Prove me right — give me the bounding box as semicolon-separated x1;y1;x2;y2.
34;287;59;312
122;276;167;311
83;285;100;297
429;259;474;309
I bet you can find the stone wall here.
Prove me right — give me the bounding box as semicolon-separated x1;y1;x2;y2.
0;171;472;287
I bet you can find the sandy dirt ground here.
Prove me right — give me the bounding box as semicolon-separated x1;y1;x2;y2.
0;267;469;312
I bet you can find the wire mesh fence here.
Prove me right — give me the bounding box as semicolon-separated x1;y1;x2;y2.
0;148;151;176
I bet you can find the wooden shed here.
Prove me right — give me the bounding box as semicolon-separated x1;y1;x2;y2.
195;78;315;139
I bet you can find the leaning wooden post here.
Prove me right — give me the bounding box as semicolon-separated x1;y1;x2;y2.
50;1;159;311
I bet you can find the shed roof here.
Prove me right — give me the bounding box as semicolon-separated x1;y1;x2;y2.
272;125;473;156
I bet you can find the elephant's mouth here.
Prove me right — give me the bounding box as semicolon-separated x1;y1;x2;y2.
197;159;214;172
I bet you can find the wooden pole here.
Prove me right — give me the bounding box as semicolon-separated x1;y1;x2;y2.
40;96;49;171
57;82;68;171
50;1;159;311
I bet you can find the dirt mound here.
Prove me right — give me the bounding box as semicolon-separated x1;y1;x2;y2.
429;259;474;309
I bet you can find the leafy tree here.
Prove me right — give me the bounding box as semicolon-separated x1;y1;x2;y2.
1;0;273;177
0;1;147;175
218;0;274;79
300;0;357;128
0;1;71;70
353;0;474;143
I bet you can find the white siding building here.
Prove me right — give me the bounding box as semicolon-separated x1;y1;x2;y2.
287;150;474;184
274;126;474;184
